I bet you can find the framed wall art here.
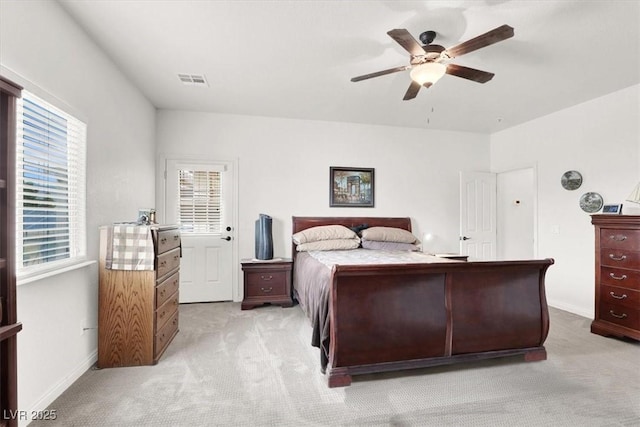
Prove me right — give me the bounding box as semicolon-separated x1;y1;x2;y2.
561;170;582;190
329;167;374;207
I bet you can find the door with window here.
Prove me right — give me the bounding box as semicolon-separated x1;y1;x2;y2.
165;160;234;303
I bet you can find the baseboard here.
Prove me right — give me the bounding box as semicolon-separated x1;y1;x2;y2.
20;350;97;427
548;300;592;319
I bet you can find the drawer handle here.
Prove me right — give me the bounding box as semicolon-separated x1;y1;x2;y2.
160;261;167;267
260;286;273;293
609;310;627;319
174;235;179;241
261;275;273;281
161;237;167;244
608;254;627;261
174;255;179;261
609;273;627;281
609;234;627;241
160;289;166;297
609;291;627;300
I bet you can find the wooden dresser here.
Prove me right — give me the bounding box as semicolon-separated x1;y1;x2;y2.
98;225;181;368
591;215;640;341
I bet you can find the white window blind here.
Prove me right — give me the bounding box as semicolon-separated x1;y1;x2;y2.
16;91;87;275
178;169;221;233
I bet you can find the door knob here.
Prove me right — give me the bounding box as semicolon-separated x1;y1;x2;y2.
460;236;471;241
226;226;232;232
221;236;231;241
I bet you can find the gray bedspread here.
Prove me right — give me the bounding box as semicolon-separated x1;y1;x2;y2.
293;251;333;371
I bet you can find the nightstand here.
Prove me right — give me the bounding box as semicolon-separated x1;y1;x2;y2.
241;258;293;310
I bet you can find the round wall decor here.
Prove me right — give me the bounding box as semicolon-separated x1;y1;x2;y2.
579;192;603;213
561;170;582;190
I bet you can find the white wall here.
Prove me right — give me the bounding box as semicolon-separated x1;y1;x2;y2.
491;84;640;317
156;111;490;299
0;0;156;422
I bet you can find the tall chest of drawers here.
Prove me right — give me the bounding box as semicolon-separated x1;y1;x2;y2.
98;225;181;368
591;215;640;341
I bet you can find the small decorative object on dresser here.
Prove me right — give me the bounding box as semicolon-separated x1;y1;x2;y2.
602;204;623;214
591;215;640;341
241;258;293;310
98;224;181;367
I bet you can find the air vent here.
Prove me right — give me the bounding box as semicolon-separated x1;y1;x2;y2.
177;74;209;87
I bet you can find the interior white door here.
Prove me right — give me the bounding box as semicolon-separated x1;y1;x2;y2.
165;159;234;303
497;168;535;260
459;171;497;260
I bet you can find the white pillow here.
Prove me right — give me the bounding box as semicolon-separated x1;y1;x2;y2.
296;238;361;252
360;226;418;244
292;225;357;244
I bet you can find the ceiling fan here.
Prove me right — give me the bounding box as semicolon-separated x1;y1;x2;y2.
351;24;514;100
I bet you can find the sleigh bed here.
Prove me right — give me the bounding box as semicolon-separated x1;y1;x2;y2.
291;216;554;387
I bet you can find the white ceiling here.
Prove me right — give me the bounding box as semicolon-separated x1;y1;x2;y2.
58;0;640;134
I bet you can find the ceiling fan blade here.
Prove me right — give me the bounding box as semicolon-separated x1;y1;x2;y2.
446;64;495;83
403;81;423;100
351;65;409;82
444;24;514;59
387;29;425;56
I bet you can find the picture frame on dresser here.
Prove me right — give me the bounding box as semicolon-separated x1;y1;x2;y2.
602;204;623;214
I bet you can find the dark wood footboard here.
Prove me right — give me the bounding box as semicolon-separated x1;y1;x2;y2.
326;259;553;387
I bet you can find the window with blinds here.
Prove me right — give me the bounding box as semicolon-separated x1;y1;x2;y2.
178;169;222;233
16;91;87;275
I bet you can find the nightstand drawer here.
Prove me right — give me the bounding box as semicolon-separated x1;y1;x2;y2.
245;271;287;287
245;280;287;298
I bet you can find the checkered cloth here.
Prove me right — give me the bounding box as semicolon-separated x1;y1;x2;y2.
105;225;155;271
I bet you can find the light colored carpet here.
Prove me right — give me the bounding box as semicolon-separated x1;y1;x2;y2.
30;303;639;426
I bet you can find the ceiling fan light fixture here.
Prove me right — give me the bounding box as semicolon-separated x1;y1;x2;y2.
410;62;446;86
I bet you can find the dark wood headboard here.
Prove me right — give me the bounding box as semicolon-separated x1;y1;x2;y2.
291;216;412;261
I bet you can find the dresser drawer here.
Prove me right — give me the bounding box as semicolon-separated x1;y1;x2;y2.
156;247;180;279
156;228;181;254
600;229;640;251
156;291;179;330
599;303;640;330
601;267;640;291
155;310;179;357
600;250;640;270
156;270;179;307
601;284;640;309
